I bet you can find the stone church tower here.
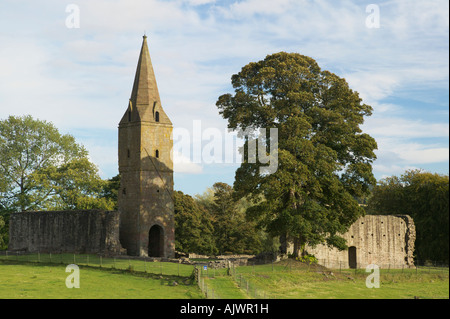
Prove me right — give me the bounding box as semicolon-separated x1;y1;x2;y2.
118;35;175;257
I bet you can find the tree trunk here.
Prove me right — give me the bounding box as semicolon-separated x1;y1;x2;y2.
293;236;307;258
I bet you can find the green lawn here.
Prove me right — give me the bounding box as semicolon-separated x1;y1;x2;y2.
224;260;450;299
0;263;203;299
1;257;448;299
0;253;195;277
201;276;249;299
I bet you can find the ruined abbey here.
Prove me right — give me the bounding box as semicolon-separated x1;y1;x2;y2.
8;36;416;268
9;35;175;258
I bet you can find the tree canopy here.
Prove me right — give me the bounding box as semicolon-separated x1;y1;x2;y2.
174;190;217;255
368;170;449;262
0;115;115;212
216;52;377;256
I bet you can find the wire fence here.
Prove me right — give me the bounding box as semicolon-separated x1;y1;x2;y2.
195;266;222;299
0;250;196;278
194;257;449;299
1;251;448;300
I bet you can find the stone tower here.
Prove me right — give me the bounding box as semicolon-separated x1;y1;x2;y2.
118;35;175;257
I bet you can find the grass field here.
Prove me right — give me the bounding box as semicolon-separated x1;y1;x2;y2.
0;263;203;299
1;255;448;299
200;260;449;299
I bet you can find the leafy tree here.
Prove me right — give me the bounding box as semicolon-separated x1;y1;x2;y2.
0;212;7;250
216;52;377;257
210;182;262;255
174;190;217;255
0;115;115;212
368;170;449;262
99;174;121;210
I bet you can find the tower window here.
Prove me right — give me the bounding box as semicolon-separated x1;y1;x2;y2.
128;110;131;122
122;188;126;195
127;149;130;158
155;150;159;158
155;111;160;122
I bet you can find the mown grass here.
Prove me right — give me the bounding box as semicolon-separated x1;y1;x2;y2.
0;253;195;276
225;259;450;299
1;255;448;299
0;262;203;299
202;276;249;299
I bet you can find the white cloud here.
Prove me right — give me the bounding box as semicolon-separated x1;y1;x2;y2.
173;150;203;174
397;146;449;164
364;118;449;139
0;0;448;186
186;0;216;6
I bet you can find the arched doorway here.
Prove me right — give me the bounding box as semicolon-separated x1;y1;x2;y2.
348;246;357;269
148;225;164;257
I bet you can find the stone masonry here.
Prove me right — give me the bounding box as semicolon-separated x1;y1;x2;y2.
284;215;416;269
117;35;175;258
8;210;122;255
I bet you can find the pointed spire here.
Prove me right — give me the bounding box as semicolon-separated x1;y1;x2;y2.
121;35;171;125
130;35;161;107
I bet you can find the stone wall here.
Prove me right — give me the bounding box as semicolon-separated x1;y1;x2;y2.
8;210;123;255
285;215;416;269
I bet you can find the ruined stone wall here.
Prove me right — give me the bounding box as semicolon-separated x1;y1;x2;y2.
8;210;122;255
286;215;416;269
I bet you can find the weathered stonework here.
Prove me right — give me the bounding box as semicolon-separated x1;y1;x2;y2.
8;210;122;255
8;36;175;258
284;215;416;269
118;35;175;258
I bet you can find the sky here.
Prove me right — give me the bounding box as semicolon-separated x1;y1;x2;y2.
0;0;448;196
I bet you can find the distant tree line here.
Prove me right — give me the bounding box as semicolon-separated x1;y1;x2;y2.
367;170;449;263
174;182;278;256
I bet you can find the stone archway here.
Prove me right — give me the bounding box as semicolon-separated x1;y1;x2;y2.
148;225;164;257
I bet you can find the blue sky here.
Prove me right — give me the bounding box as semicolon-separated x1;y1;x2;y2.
0;0;448;196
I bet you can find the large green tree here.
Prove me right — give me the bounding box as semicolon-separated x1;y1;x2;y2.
368;170;449;262
0;115;115;212
216;52;377;256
